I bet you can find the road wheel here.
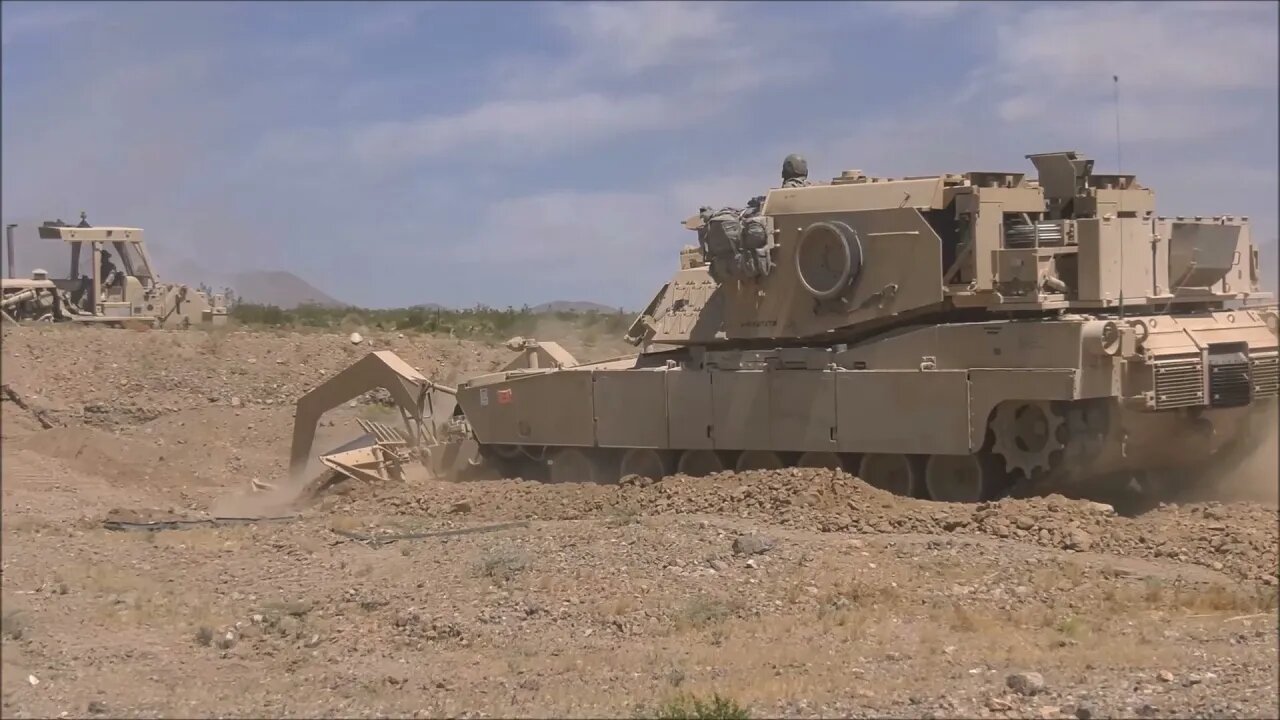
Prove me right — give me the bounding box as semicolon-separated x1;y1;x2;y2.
676;450;726;477
619;448;674;481
735;450;784;471
857;453;921;497
924;453;1005;503
796;451;843;470
548;448;606;484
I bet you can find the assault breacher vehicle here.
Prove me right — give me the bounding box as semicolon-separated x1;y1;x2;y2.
292;150;1278;504
1;213;227;327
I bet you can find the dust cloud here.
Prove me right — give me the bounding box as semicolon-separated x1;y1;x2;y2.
207;474;322;519
1178;405;1279;507
1208;408;1279;506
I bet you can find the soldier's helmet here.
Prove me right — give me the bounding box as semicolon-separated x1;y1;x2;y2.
782;154;808;180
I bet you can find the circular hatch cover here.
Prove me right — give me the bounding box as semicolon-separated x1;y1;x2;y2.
794;220;863;300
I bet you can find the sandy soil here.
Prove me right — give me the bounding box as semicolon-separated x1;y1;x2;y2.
1;324;1276;719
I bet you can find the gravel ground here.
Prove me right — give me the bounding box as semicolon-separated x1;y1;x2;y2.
2;324;1276;719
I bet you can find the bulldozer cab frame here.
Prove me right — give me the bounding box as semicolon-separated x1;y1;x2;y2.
36;217;160;317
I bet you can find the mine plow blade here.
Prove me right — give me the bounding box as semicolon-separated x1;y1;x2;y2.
290;338;588;491
289;350;476;488
318;419;414;485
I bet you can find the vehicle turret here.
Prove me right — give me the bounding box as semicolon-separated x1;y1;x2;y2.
627;151;1270;349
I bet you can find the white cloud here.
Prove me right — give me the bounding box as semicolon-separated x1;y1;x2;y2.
986;2;1277;143
669;172;775;217
1;2;101;46
444;168;781;305
869;1;962;21
460;167;783;265
454;191;669;264
983;1;1277;264
349;92;682;168
418;0;1280;304
348;1;812;167
349;2;434;40
777;1;1277;291
4;1;1274;306
436;189;687;306
550;0;732;76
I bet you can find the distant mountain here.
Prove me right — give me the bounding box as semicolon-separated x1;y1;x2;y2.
228;271;345;309
162;258;227;289
531;300;627;314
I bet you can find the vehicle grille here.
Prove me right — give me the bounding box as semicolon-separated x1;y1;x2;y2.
1251;353;1278;398
1004;219;1066;248
1209;362;1251;407
1207;344;1251;408
1151;356;1204;410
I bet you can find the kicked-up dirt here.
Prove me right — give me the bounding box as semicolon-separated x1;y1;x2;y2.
1;324;1277;719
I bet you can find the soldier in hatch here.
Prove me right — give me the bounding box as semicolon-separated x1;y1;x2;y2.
781;153;811;188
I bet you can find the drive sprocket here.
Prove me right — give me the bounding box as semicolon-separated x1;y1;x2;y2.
989;400;1067;479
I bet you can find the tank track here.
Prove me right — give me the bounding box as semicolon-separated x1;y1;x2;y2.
463;394;1276;507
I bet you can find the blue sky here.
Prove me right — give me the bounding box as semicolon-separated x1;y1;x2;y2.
3;1;1276;308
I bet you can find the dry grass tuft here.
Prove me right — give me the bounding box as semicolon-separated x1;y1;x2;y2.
674;596;741;632
1;609;31;640
1170;583;1278;614
652;692;751;720
604;505;642;527
599;596;638;617
1055;614;1092;639
480;548;530;582
1097;577;1277;616
817;578;903;609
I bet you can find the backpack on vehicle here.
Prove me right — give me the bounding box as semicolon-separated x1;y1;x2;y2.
697;204;774;283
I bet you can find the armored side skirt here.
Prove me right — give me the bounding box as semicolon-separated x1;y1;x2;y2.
460;363;1272;452
456;311;1277;495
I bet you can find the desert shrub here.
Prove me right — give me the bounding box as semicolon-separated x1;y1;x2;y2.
228;301;634;342
230;302;291;327
1;609;31;640
653;693;751;720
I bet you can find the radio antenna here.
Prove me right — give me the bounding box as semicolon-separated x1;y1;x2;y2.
1114;74;1125;320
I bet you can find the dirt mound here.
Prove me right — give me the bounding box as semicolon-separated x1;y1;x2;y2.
0;325;511;432
333;468;1280;585
8;426;168;486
